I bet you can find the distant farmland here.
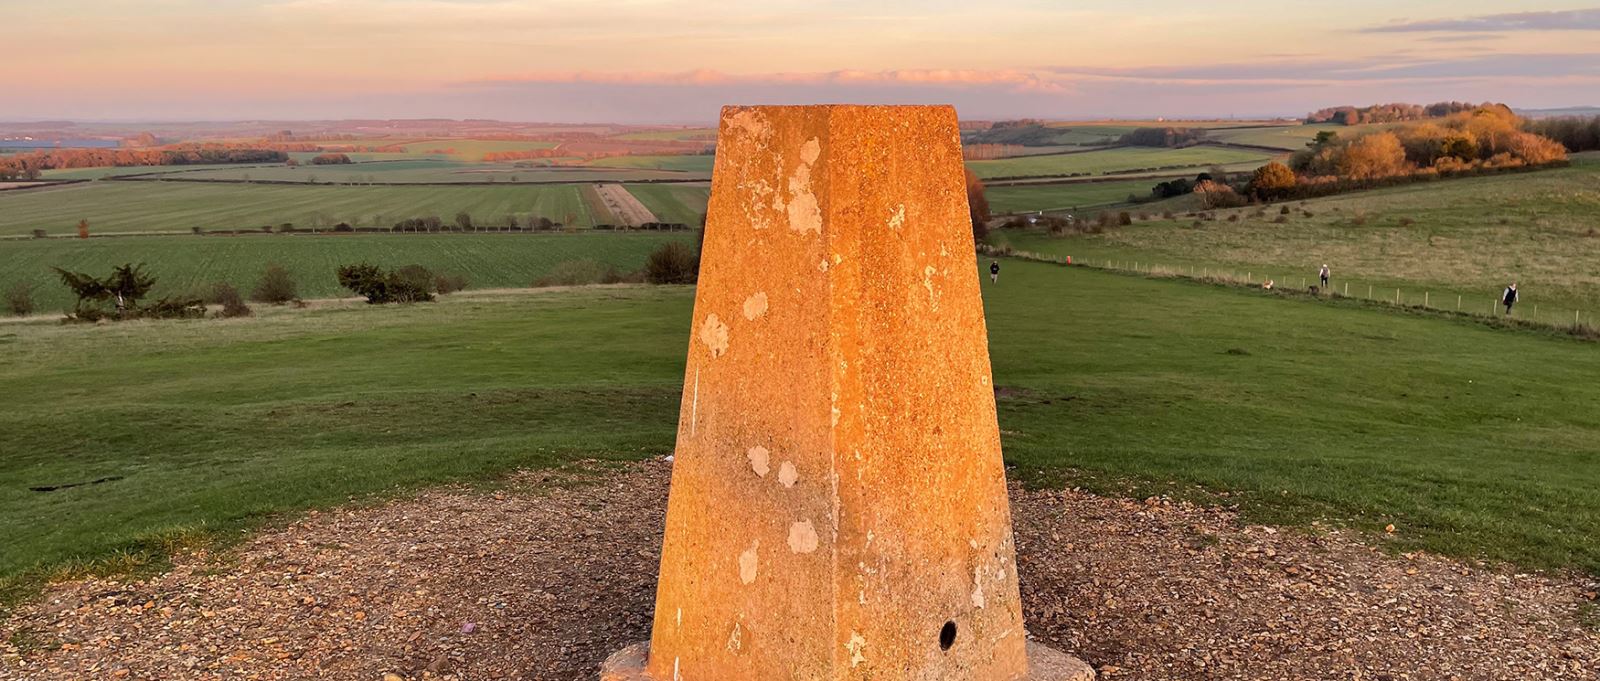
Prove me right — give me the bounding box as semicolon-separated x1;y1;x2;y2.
985;179;1164;214
967;146;1274;180
152;160;704;184
0;232;695;310
0;181;711;235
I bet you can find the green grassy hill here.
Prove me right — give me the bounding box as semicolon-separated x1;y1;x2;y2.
993;163;1600;314
3;259;1599;591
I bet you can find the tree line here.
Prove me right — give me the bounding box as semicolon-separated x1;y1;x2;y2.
1117;127;1207;148
1522;116;1600;153
0;145;295;180
1305;101;1487;126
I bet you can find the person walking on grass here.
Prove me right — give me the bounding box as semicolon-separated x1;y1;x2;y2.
989;260;1000;284
1319;263;1330;289
1503;283;1519;316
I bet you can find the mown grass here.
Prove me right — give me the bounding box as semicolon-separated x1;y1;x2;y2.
967;146;1273;180
991;162;1600;314
624;183;711;225
0;181;607;236
0;232;693;310
3;259;1599;599
170;161;695;184
985;179;1159;214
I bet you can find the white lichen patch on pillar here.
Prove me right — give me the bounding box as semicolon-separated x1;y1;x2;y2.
747;446;770;477
742;291;769;320
788;520;819;554
739;542;759;585
786;137;823;234
777;461;799;488
699;313;729;357
846;632;868;668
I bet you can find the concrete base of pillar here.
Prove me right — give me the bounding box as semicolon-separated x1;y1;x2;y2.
600;639;1095;680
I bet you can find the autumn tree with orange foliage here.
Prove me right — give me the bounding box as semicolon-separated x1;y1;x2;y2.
1291;106;1567;182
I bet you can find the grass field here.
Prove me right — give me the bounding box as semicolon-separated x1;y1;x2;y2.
986;179;1161;213
967;146;1274;179
1207;122;1396;150
991;162;1600;314
4;259;1598;592
161;160;695;184
0;232;693;311
39;164;265;180
623;183;710;225
0;182;610;235
613;128;716;141
381;139;560;158
585;155;716;173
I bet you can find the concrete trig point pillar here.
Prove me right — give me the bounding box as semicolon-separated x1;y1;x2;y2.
603;105;1092;681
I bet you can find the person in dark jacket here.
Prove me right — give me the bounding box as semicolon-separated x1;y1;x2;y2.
1502;283;1518;315
990;260;1000;284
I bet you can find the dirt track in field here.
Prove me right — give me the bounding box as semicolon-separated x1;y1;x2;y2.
592;184;657;227
3;460;1597;680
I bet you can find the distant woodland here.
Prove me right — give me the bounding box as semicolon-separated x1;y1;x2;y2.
0;145;298;180
1305;101;1486;125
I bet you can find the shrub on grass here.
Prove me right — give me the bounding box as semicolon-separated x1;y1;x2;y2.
534;259;624;287
1399;217;1415;228
211;283;252;318
1351;212;1368;226
645;242;699;284
251;263;298;304
434;272;469;294
4;281;35;316
54;263;156;321
1273;216;1289;224
336;263;436;304
1280;206;1292;215
1117;212;1133;226
140;297;207;320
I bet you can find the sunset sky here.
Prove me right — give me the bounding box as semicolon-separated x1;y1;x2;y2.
9;0;1600;122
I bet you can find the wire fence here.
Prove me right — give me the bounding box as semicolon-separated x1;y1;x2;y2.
982;245;1599;340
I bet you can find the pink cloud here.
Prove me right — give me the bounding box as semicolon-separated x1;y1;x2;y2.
469;69;1069;94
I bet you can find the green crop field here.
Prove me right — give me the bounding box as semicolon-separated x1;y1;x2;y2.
0;181;611;235
4;258;1599;595
0;232;693;311
382;138;561;158
624;183;710;225
40;164;266;180
586;155;716;173
160;160;694;184
990;163;1600;315
613;128;716;141
985;179;1162;214
1207;122;1396;150
967;146;1274;179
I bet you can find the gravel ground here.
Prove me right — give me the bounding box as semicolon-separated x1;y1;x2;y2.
3;459;1596;680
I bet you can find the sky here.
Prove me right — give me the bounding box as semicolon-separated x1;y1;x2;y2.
6;0;1600;123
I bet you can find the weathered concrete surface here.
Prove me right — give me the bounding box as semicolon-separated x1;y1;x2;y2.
628;105;1086;680
604;641;1096;681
